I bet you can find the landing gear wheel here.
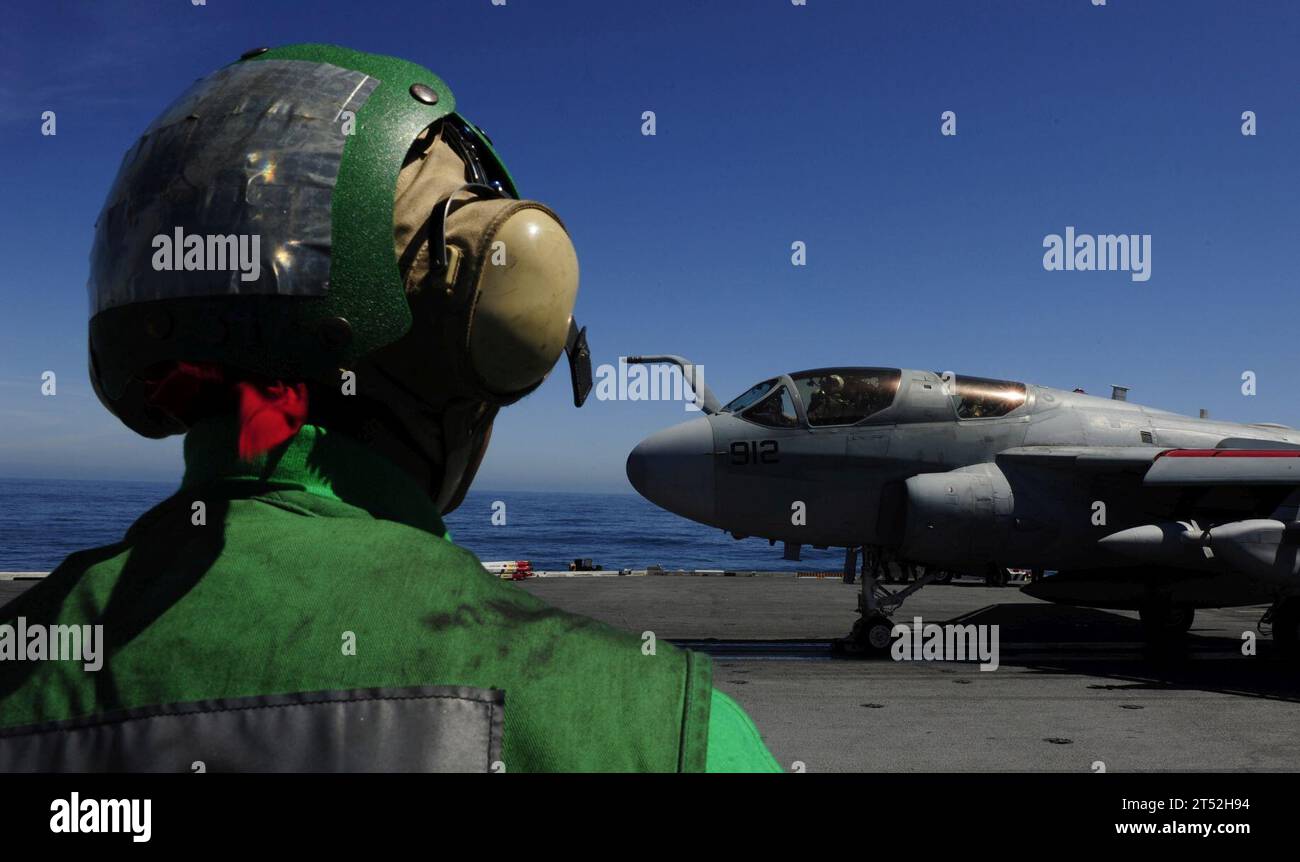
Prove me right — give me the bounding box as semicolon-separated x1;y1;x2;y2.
1139;605;1194;645
985;566;1009;587
933;570;953;584
1270;599;1300;659
834;613;896;658
863;615;895;652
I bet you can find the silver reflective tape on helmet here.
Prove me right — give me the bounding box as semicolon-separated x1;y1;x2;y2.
88;59;379;315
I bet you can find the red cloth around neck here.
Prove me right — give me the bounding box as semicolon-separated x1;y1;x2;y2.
146;362;310;461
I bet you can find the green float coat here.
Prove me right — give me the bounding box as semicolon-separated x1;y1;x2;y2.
0;419;779;772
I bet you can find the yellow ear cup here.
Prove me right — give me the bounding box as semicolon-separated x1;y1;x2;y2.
468;208;579;396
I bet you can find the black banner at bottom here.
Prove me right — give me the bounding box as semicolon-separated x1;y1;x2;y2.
0;772;1285;849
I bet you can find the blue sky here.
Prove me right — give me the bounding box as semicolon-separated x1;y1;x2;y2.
0;0;1297;491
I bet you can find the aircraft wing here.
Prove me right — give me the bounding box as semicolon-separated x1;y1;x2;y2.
1000;447;1300;589
1143;450;1300;486
996;446;1162;472
997;446;1300;486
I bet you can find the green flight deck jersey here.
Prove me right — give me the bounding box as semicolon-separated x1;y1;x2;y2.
0;418;780;773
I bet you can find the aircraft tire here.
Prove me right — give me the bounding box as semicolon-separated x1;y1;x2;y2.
835;614;896;658
1139;605;1194;643
1271;600;1300;658
862;615;895;653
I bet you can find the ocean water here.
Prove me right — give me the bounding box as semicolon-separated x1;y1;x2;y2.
0;478;177;572
447;490;845;572
0;479;845;574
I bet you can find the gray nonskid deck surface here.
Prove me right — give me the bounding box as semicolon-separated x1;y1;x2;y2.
520;577;1300;773
0;580;37;607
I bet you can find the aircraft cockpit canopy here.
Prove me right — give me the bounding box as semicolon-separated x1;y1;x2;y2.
744;386;801;428
722;379;779;414
792;369;901;426
720;378;801;428
724;369;903;427
947;374;1027;419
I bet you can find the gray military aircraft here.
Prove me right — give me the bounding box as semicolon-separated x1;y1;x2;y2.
625;357;1300;656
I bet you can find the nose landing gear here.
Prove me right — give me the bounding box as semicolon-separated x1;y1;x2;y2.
834;546;938;657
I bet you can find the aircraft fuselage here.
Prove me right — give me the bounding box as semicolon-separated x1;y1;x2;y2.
628;367;1300;608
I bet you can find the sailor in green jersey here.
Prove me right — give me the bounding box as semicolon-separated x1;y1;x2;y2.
0;44;779;773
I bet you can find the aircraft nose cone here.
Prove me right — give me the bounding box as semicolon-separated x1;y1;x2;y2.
627;417;715;523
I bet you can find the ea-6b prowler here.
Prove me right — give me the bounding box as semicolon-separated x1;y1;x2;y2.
625;357;1300;656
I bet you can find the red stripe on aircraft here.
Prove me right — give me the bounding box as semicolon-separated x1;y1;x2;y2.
1156;449;1300;459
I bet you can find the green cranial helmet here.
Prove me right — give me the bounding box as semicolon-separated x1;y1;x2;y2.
88;43;592;512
